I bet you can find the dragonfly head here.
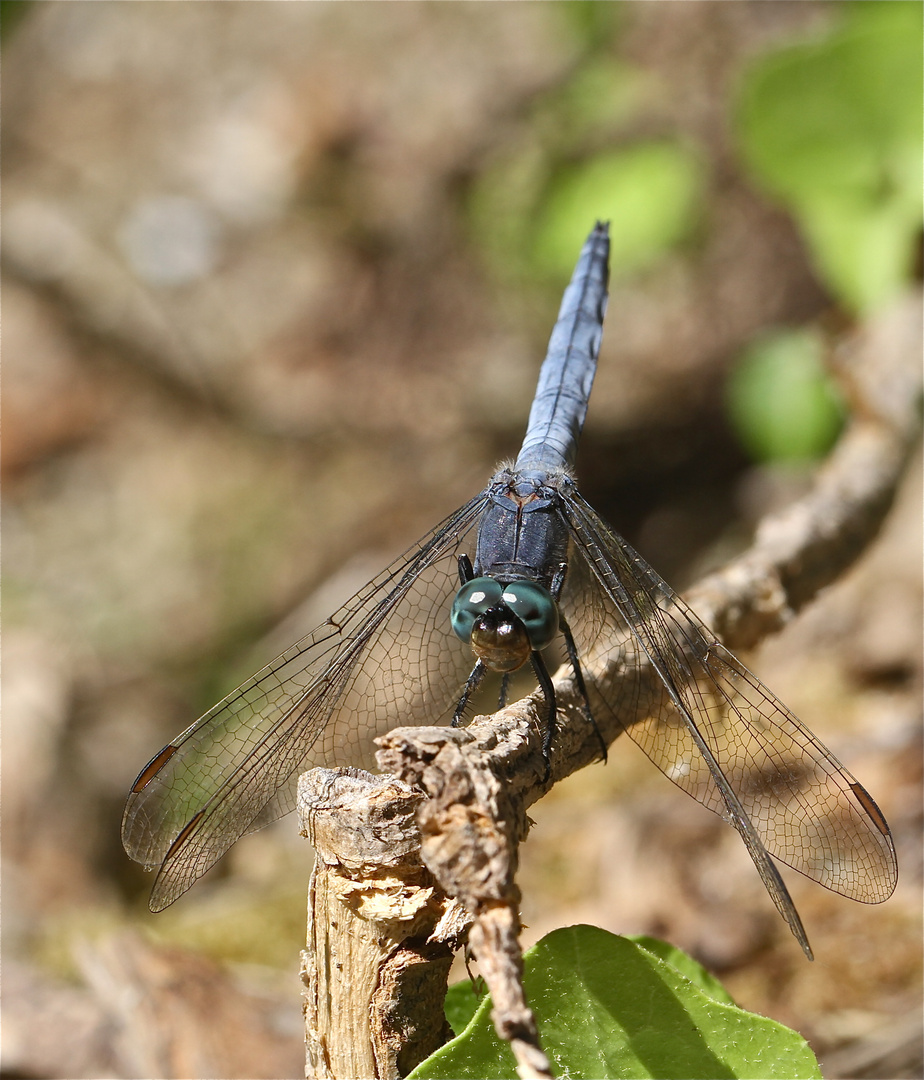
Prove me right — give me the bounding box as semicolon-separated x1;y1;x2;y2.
451;577;559;672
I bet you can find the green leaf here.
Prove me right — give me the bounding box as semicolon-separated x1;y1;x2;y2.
726;328;844;464
736;2;923;314
443;978;486;1038
412;925;821;1080
626;934;737;1006
532;143;705;279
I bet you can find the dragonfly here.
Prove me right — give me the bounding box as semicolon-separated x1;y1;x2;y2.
123;222;897;957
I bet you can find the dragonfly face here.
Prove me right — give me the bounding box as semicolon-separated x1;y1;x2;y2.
451;577;559;672
123;223;897;959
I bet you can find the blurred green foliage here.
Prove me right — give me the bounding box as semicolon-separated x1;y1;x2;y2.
556;0;624;51
466;5;705;287
413;926;821;1080
726;329;844;464
470;1;919;463
536;56;646;148
0;0;32;44
736;1;923;316
467;54;703;287
531;143;704;280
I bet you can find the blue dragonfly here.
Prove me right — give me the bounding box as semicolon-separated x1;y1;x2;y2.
123;223;896;957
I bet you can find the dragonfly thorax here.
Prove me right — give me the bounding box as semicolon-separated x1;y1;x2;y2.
475;474;572;596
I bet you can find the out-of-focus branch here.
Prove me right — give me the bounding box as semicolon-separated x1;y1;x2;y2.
690;292;922;648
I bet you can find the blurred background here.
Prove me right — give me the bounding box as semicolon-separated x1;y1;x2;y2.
2;2;921;1077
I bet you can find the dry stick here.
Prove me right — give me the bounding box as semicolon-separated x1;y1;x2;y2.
300;768;472;1080
377;725;552;1080
306;294;922;1079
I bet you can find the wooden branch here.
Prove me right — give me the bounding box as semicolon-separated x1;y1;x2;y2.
377;727;552;1080
299;768;471;1080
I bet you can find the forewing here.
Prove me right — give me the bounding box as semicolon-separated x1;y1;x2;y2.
559;490;897;906
122;494;487;909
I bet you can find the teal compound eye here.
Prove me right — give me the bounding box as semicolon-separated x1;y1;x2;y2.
500;581;559;651
450;577;504;642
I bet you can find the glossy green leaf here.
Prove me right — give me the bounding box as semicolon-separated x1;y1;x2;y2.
626;934;737;1006
412;925;821;1080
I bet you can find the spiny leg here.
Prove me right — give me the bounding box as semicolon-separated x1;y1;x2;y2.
453;659;488;727
498;672;511;710
530;650;557;782
560;614;608;764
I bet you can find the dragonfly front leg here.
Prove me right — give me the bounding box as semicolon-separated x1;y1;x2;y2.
457;553;475;586
453;659;488;727
499;672;511;710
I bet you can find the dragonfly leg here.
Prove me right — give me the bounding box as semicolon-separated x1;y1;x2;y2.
457;553;475;585
530;651;557;781
498;672;511;710
453;659;488;727
560;615;608;764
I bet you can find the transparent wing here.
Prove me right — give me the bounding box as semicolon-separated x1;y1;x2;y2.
122;494;488;910
559;489;897;951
